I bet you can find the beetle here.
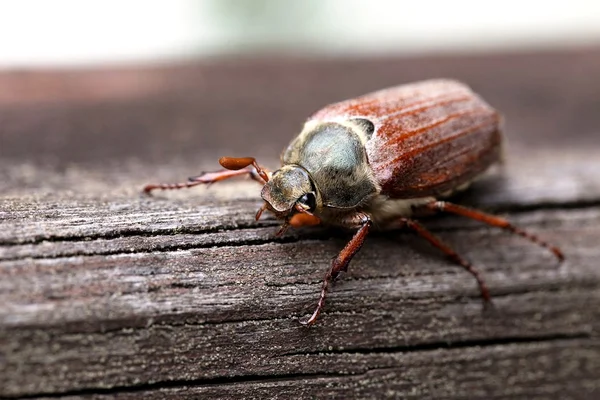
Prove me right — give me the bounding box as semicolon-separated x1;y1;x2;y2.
143;79;564;326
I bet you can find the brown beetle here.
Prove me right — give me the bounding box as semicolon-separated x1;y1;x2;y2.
144;79;563;325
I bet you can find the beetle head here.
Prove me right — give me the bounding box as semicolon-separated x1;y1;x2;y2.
261;165;320;219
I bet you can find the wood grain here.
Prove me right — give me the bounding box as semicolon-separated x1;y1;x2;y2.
1;48;600;399
41;339;600;400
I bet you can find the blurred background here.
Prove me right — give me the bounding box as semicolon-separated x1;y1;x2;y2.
1;0;599;195
1;0;600;67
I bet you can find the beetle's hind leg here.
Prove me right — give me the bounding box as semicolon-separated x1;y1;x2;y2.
421;201;564;261
143;167;267;195
400;218;493;308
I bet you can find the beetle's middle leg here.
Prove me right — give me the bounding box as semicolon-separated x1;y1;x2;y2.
303;213;371;326
398;217;493;308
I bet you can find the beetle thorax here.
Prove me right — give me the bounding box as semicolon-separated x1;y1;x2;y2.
281;120;379;214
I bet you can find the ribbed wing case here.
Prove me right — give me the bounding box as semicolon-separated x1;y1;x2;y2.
308;79;502;198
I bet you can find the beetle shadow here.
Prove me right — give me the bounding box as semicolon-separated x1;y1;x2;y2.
449;166;513;211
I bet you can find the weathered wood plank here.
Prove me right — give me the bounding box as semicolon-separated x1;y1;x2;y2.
1;49;600;399
41;339;599;400
2;200;599;396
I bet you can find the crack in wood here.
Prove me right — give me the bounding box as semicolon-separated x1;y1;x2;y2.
0;220;281;247
2;192;600;248
5;335;591;400
278;332;592;357
1;205;592;262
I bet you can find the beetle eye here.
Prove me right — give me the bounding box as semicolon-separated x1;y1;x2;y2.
298;192;316;212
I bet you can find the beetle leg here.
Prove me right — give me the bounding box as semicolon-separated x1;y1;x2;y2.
143;167;267;195
421;201;564;261
399;217;492;308
303;213;371;326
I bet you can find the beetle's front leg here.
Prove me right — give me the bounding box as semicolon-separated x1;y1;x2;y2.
303;213;372;326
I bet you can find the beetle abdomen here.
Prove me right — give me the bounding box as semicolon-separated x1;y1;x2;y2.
310;80;502;199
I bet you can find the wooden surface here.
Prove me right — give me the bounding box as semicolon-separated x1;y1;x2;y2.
1;48;600;399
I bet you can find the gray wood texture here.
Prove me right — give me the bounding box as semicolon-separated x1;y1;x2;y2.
1;48;600;399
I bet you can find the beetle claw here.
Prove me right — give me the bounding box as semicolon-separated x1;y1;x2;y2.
482;299;497;316
275;222;290;237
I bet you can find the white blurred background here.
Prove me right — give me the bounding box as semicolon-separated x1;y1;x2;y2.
0;0;599;68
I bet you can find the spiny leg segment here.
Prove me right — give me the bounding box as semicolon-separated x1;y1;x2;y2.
421;201;564;261
399;217;492;307
303;214;372;326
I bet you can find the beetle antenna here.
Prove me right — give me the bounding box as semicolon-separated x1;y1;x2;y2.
219;156;269;182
